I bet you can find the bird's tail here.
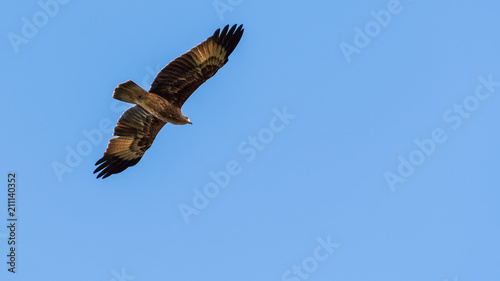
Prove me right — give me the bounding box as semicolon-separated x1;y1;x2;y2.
113;80;149;104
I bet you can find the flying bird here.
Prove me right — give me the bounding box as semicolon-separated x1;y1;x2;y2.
94;24;244;179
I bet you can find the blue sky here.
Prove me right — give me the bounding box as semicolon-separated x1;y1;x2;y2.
1;0;500;280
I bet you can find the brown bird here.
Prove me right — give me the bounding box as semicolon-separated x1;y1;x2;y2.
94;24;244;179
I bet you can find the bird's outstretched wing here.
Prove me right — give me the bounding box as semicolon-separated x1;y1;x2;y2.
149;24;244;108
94;105;166;179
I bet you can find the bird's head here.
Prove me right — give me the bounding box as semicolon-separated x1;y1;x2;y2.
184;115;192;125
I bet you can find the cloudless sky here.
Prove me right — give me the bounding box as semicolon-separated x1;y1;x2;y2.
1;0;500;280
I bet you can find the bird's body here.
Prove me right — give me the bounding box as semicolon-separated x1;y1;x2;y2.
113;81;189;125
94;24;244;179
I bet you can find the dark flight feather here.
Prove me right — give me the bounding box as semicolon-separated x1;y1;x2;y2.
150;24;244;107
94;106;166;179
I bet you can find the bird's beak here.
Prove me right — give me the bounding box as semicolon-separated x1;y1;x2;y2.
188;120;193;125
